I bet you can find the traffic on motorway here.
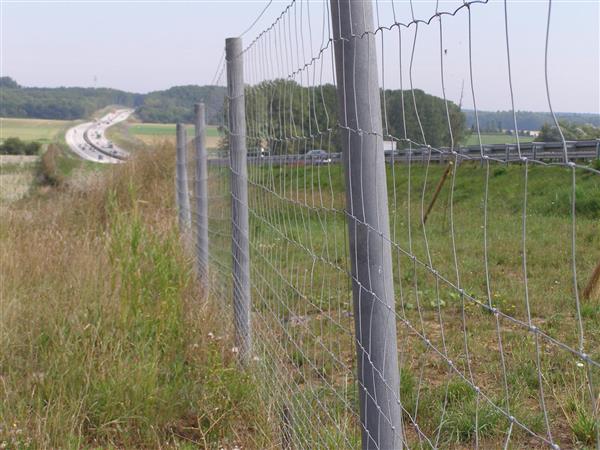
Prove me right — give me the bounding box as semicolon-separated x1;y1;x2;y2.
208;139;600;167
65;109;133;164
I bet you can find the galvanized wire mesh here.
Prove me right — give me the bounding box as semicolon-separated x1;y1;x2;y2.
181;1;600;448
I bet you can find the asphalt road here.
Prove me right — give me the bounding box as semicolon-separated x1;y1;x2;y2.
65;109;133;164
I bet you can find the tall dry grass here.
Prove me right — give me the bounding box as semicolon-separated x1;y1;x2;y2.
0;144;266;448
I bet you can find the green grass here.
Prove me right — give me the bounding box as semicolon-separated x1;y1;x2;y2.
0;117;73;143
464;132;535;146
109;122;223;151
3;135;598;448
217;158;600;448
1;147;267;448
127;123;220;137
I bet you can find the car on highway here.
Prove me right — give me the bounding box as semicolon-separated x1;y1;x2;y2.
305;149;332;165
247;148;270;159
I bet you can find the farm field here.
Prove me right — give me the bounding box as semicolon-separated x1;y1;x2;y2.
464;132;535;146
117;122;222;148
206;157;600;448
0;117;73;143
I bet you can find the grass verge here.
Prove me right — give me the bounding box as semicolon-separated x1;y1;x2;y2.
0;144;265;448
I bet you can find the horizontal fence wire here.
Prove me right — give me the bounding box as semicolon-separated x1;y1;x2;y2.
184;0;600;448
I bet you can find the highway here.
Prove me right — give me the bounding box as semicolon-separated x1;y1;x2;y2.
65;109;133;164
208;139;600;167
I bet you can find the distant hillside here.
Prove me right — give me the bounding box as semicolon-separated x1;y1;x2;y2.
4;76;597;131
464;109;600;132
136;85;226;125
0;77;225;125
0;77;143;120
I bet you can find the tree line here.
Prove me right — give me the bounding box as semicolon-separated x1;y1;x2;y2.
1;77;144;120
8;76;597;148
0;77;225;125
242;80;466;153
536;121;600;142
464;109;600;132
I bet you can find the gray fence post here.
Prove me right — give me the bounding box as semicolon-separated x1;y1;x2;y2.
194;103;209;283
176;122;192;231
330;1;403;449
226;37;252;363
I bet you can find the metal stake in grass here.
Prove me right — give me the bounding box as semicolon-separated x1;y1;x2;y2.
176;122;192;231
194;103;210;284
582;259;600;300
226;37;252;364
423;161;454;225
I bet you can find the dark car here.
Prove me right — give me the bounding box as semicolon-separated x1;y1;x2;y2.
247;148;270;159
305;149;332;165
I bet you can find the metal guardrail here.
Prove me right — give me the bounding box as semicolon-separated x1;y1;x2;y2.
209;139;600;166
82;126;129;161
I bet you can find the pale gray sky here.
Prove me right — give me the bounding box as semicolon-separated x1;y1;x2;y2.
1;0;599;113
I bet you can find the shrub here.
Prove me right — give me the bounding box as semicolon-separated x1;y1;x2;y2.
37;144;64;186
0;137;40;155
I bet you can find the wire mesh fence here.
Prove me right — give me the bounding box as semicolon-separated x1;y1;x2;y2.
176;0;600;448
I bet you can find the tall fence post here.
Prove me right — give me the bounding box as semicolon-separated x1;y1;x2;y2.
176;122;192;231
330;1;403;448
226;37;252;363
194;103;209;283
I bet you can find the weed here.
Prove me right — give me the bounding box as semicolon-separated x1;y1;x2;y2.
445;379;475;405
37;144;64;186
493;166;507;177
440;400;502;444
545;184;600;219
571;408;598;445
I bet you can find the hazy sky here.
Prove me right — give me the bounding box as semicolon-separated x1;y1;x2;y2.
1;0;599;113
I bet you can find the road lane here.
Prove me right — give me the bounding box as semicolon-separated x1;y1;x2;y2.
65;109;134;164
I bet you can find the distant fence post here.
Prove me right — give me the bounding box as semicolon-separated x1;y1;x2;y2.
194;103;209;283
330;1;403;449
226;37;252;364
176;122;191;231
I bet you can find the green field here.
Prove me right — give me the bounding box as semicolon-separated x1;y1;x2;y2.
0;117;73;143
127;123;220;137
117;122;222;149
464;132;535;146
206;159;600;448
